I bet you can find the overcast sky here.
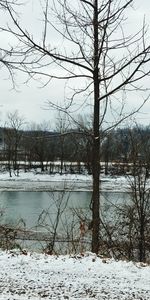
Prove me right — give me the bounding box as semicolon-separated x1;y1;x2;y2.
0;0;150;129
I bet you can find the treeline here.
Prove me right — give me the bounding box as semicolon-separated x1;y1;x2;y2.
0;123;150;176
102;126;150;175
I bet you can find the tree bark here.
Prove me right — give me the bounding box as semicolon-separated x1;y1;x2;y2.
92;0;100;254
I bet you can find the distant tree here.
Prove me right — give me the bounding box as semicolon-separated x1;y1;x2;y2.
55;112;69;175
4;110;25;176
26;122;52;172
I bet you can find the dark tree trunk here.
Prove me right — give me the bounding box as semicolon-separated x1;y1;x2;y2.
92;0;100;254
139;216;146;262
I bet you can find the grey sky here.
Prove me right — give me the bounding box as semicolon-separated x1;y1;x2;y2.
0;0;150;128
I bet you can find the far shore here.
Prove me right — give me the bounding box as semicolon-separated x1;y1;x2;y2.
0;170;131;192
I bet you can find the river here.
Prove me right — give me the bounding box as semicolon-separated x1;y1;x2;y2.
0;190;130;251
0;190;129;227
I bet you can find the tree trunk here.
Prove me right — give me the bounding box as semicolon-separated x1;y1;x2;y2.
139;217;145;262
92;0;100;254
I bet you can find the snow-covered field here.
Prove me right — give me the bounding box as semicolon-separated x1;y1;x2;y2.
0;250;149;300
0;170;130;192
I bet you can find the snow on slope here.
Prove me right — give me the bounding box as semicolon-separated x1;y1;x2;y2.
0;250;149;299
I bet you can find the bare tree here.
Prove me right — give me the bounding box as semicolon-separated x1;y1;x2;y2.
4;110;25;176
55;112;69;174
126;126;150;262
27;122;51;172
37;190;73;254
0;0;150;253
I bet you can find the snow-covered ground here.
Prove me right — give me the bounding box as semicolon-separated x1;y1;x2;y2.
0;250;149;300
0;170;130;192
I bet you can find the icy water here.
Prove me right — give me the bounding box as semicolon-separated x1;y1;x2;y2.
0;190;131;251
0;190;129;228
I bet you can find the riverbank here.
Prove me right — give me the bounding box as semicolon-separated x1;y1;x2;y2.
0;250;149;300
0;170;130;192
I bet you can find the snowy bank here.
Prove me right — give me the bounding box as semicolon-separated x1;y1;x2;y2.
0;170;130;192
0;250;149;300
